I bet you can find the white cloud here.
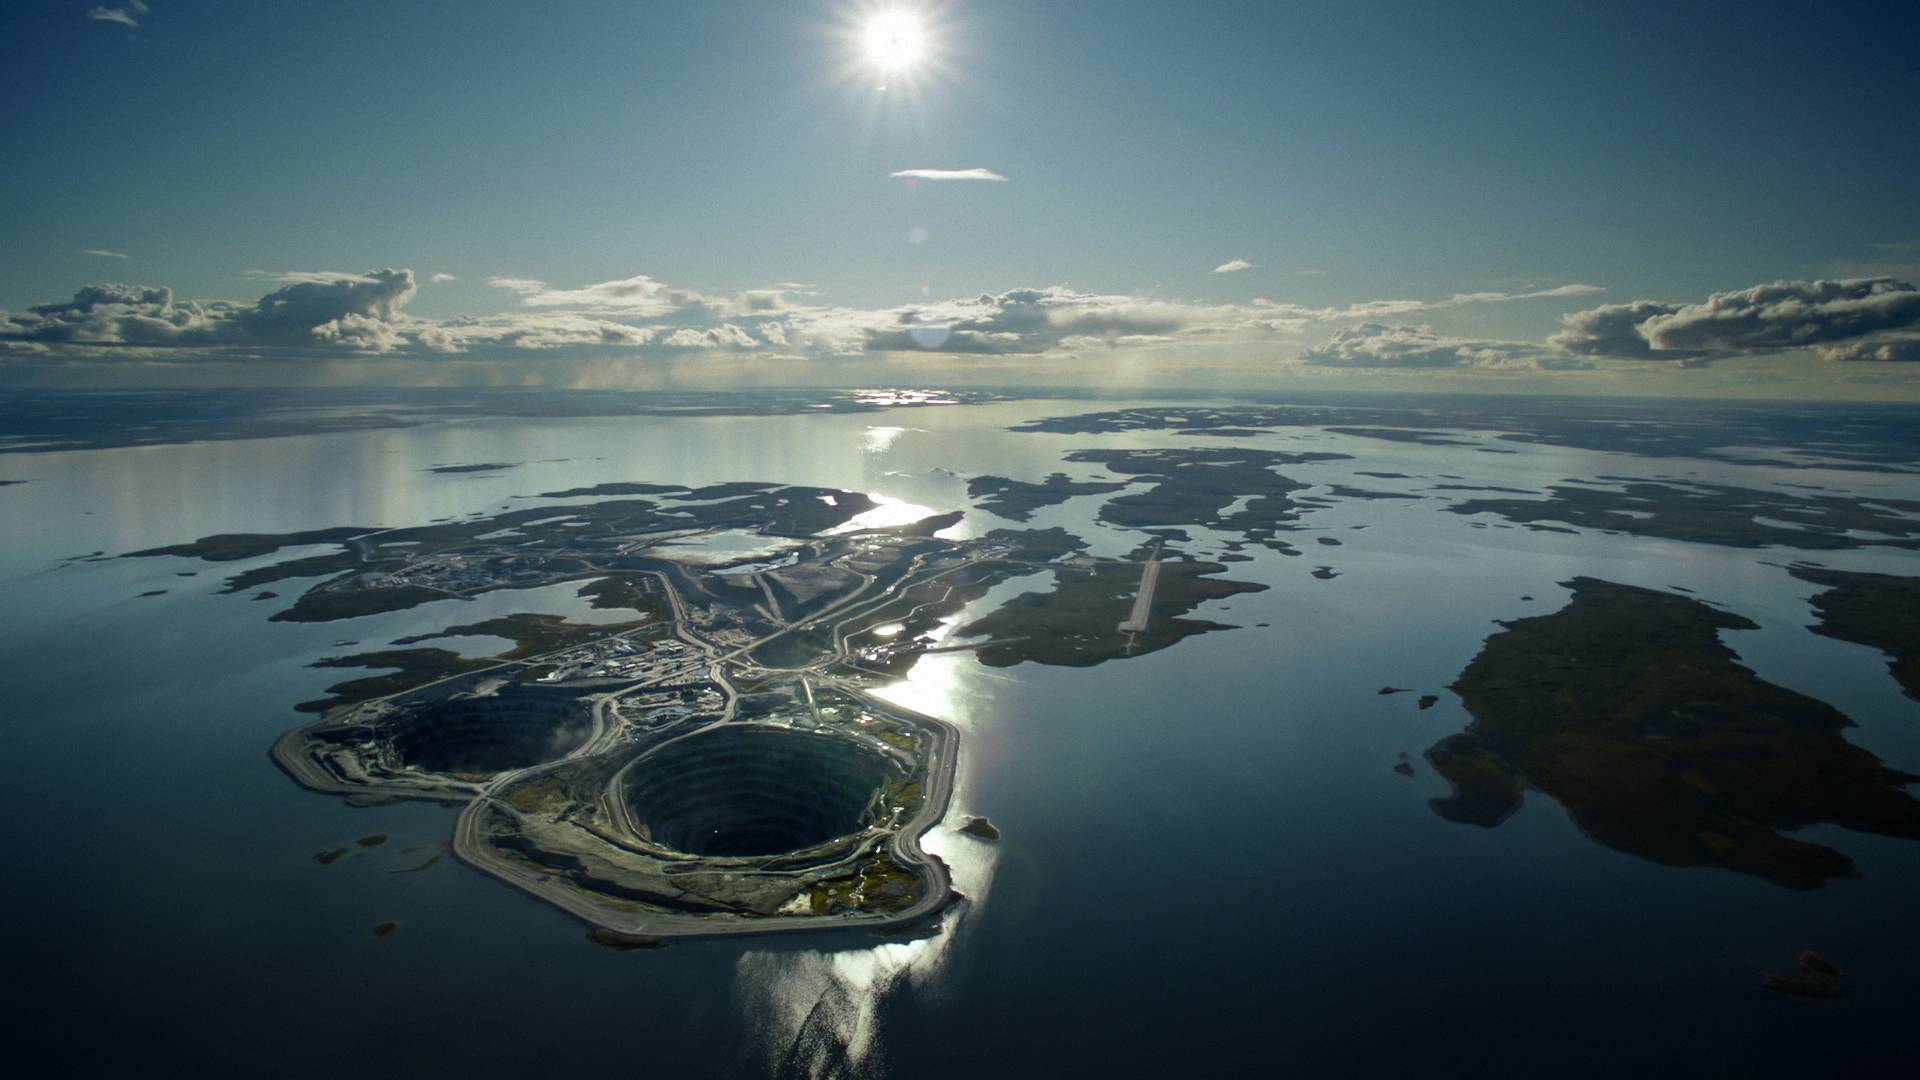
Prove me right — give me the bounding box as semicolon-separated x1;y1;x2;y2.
246;269;385;286
81;249;131;259
848;287;1222;355
0;267;777;361
1449;283;1603;303
486;274;811;321
234;269;417;351
888;168;1008;182
485;276;546;296
1642;277;1920;352
661;325;758;349
87;5;143;29
417;313;662;353
1551;278;1920;362
1824;336;1920;362
1335;298;1432;318
1213;259;1254;274
3;284;216;346
1535;355;1599;371
2;269;418;354
1548;299;1687;358
736;289;789;312
1299;323;1504;368
1297;323;1564;371
1245;282;1606;326
486;273;683;315
428;272;457;284
0;269;1626;377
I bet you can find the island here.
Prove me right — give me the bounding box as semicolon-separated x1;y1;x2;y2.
132;478;1261;939
966;472;1125;521
1445;480;1920;550
1058;447;1350;552
1789;564;1920;699
1008;401;1920;471
1425;577;1920;889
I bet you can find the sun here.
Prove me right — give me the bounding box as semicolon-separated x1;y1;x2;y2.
861;11;927;72
828;2;955;105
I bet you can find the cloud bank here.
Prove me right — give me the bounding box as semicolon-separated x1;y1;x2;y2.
2;270;844;361
1551;278;1920;362
1;273;1306;364
1642;278;1920;353
1300;323;1549;370
1823;337;1920;363
18;267;1905;386
1549;299;1689;358
487;273;684;314
2;271;418;354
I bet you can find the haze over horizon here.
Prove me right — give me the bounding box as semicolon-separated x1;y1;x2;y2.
5;0;1919;399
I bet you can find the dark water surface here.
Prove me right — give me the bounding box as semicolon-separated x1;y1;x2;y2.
3;391;1918;1076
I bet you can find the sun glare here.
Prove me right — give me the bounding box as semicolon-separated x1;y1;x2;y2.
829;3;957;112
862;11;927;71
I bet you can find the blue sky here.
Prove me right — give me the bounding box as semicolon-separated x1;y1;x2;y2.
4;0;1919;395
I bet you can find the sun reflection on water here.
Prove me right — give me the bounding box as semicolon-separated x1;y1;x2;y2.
823;492;938;534
861;425;913;454
734;620;1004;1077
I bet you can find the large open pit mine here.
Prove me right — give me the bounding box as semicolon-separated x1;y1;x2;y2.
392;688;594;775
621;725;904;857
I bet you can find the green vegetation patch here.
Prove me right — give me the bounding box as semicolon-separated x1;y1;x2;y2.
272;584;454;623
981;526;1087;562
534;482;689;498
1061;447;1347;548
807;851;922;915
967;472;1125;521
392;611;646;660
127;526;369;562
1446;480;1920;550
499;775;574;816
127;482;886;625
1324;426;1476;446
574;574;670;619
1789;564;1920;699
1008;403;1920;472
297;648;492;713
217;551;361;594
959;559;1265;667
427;462;518;474
1427;577;1920;889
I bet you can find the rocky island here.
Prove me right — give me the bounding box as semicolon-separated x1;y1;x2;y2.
135;477;1260;939
1425;577;1920;889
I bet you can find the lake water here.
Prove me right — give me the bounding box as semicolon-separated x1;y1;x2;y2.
3;391;1918;1076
